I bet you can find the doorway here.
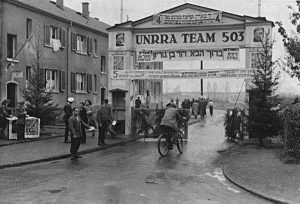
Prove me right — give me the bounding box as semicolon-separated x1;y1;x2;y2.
6;82;17;115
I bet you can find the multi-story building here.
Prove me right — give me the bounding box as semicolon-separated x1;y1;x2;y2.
0;0;110;115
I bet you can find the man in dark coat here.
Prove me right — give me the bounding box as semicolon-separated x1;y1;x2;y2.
63;97;74;143
79;102;88;144
96;99;112;146
135;97;142;108
69;107;89;160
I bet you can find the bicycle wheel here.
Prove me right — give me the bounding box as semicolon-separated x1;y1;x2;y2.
176;132;183;154
158;134;170;157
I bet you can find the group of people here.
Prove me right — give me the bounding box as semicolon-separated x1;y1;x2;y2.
181;97;214;119
0;99;28;141
63;97;115;160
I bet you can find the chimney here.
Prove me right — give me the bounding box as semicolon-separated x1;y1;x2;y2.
56;0;64;9
82;2;89;19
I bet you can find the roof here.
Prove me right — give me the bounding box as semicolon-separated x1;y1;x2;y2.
6;0;110;35
108;3;273;31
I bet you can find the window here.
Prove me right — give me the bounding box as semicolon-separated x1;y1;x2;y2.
94;39;98;56
154;82;161;95
45;69;59;91
26;19;32;39
25;66;31;88
94;74;98;93
101;56;106;73
76;73;86;92
138;80;145;94
7;34;17;59
101;88;106;102
44;24;65;48
76;35;87;54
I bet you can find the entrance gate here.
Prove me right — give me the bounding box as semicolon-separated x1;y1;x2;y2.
107;3;273;135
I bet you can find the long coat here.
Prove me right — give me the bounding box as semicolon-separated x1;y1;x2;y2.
192;102;199;116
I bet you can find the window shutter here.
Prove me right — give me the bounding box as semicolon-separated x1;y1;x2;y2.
94;74;98;93
87;37;90;55
60;29;66;48
89;38;93;54
59;70;66;92
87;74;92;93
71;72;76;92
44;24;50;46
94;39;97;55
71;32;76;51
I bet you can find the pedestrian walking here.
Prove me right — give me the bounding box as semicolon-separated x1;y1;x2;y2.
0;99;11;138
79;102;88;144
63;97;74;143
192;100;199;119
16;101;27;141
208;100;214;116
96;99;113;146
175;97;179;108
69;107;89;160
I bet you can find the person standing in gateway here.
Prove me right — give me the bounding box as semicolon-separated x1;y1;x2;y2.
96;99;113;146
63;97;74;143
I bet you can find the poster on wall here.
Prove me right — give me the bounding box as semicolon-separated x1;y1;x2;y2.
113;55;125;70
253;28;264;42
136;48;239;62
116;33;125;46
153;12;222;25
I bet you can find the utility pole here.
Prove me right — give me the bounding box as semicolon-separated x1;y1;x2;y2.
258;0;261;17
200;61;203;96
120;0;124;23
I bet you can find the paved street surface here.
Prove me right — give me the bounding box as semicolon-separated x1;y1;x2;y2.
0;110;271;203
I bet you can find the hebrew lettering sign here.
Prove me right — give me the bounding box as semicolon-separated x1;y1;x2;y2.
136;48;239;62
112;69;254;80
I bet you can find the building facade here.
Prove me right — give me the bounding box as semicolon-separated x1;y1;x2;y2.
0;0;110;115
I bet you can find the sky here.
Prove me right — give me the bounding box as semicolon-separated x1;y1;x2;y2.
64;0;300;94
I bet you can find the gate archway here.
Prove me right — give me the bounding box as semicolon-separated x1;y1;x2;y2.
107;3;273;135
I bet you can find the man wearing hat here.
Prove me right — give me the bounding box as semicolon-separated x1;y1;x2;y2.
63;97;74;143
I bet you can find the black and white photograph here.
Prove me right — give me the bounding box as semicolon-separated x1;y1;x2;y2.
1;0;300;203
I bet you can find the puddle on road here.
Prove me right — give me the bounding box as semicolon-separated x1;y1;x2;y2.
205;168;240;194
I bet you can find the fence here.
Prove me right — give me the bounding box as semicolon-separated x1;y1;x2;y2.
282;120;300;160
131;108;189;139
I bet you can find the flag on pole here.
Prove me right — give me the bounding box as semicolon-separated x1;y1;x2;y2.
25;34;36;56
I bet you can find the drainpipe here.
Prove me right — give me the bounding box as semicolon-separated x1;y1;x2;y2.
66;21;73;100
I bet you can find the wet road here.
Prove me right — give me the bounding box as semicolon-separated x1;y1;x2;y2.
0;110;271;203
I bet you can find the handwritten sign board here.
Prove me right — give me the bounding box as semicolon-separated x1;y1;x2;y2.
25;117;40;138
153;12;222;25
112;69;254;80
136;48;239;62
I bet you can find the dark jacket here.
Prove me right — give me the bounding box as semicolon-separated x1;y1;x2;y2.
79;107;88;124
69;115;82;138
96;104;112;124
63;103;72;122
16;104;26;125
160;107;182;131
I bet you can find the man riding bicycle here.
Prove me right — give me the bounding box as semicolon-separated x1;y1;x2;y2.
160;102;183;149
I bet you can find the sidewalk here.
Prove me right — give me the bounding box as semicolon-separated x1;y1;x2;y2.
222;145;300;204
0;118;201;169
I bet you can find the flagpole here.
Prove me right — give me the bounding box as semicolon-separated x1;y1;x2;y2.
6;33;34;70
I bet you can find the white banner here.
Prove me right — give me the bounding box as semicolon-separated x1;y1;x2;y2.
112;69;254;80
134;30;245;50
136;48;239;62
153;12;222;25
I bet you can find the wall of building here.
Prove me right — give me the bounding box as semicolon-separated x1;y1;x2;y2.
1;1;108;115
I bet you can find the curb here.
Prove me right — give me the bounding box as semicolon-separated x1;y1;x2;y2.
222;165;289;204
0;136;144;170
0;135;64;147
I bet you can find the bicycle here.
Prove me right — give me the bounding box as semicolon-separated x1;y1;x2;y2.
157;128;184;157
